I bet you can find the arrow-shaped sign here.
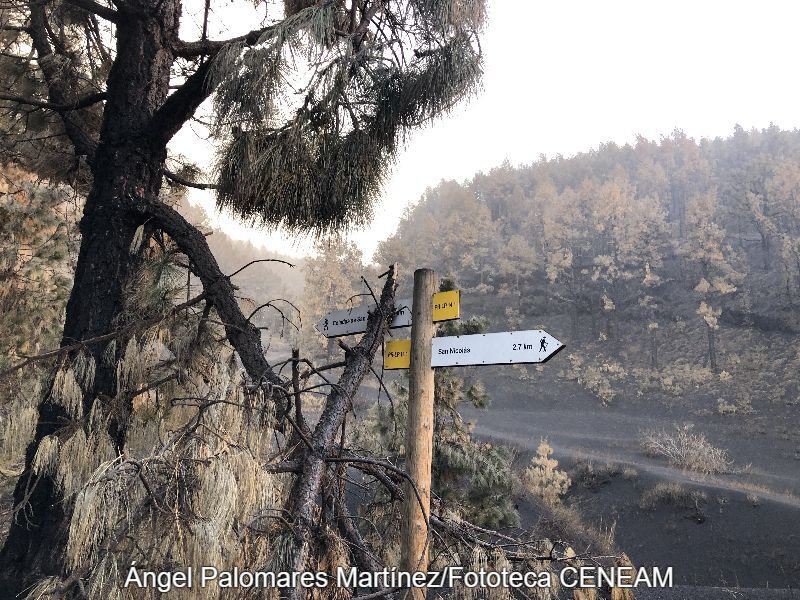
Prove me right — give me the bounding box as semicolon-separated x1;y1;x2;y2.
316;299;413;338
432;329;564;368
316;291;461;338
384;330;564;370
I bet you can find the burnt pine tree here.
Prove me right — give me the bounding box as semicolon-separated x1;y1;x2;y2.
0;0;485;591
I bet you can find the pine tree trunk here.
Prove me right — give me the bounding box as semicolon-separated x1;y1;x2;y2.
0;0;179;590
650;327;658;371
707;325;718;374
758;227;770;272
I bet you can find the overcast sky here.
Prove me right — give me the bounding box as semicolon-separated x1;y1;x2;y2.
175;0;800;260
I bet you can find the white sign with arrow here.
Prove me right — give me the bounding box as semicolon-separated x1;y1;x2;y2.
316;299;413;338
431;329;564;368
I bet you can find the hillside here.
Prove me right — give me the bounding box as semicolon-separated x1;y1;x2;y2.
4;126;800;595
375;126;800;589
377;125;800;410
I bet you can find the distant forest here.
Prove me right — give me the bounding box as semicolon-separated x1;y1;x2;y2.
8;126;800;413
373;126;800;409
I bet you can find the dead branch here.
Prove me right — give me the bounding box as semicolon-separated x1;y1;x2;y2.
0;91;107;112
283;264;396;599
163;168;218;189
62;0;119;23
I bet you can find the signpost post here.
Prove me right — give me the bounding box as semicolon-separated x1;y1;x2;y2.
399;269;436;600
315;269;564;597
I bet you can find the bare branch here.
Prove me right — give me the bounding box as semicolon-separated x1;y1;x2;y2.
163;167;218;190
0;91;107;112
228;258;296;278
173;26;276;59
264;460;300;474
62;0;119;23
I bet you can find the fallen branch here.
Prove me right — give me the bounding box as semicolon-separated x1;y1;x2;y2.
284;264;396;599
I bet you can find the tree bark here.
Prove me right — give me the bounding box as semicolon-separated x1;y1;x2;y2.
707;325;718;374
400;268;436;599
0;0;182;590
284;266;396;600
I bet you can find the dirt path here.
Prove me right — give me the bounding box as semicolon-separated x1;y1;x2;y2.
460;397;800;588
463;404;800;506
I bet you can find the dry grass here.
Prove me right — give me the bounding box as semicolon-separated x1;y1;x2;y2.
622;467;639;481
639;426;734;474
639;482;707;511
526;495;617;556
746;493;761;507
570;460;621;490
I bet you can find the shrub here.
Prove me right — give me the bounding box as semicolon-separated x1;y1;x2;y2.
639;426;734;474
642;363;714;396
746;493;761;507
571;460;620;490
523;440;571;504
622;467;639;481
639;482;706;511
563;354;627;405
529;500;616;556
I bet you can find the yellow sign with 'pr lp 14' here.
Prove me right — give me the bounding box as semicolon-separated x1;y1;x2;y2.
384;339;411;370
432;290;460;322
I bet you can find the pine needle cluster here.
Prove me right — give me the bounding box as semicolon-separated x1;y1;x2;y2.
211;1;485;235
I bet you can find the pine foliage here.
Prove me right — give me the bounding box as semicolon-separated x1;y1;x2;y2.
0;185;292;596
522;440;571;505
0;167;76;472
211;1;484;234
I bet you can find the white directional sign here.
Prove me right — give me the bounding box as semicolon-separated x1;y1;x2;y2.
431;329;564;368
316;299;413;338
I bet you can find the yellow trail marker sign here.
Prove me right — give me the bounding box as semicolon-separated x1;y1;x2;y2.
384;339;412;370
384;290;459;370
432;290;460;322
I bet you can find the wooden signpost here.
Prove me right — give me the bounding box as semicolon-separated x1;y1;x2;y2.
400;269;436;600
315;268;564;597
